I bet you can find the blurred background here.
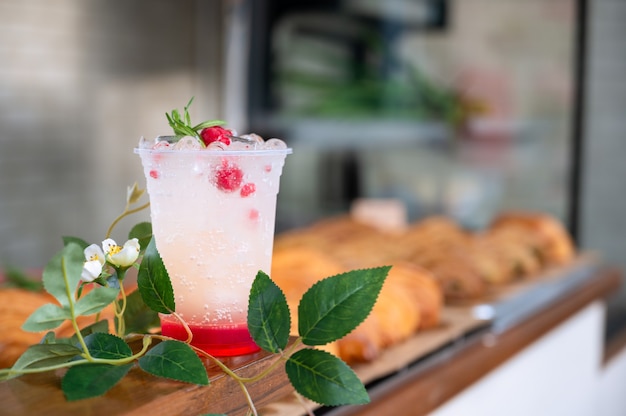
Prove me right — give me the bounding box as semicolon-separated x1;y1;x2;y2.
0;0;625;336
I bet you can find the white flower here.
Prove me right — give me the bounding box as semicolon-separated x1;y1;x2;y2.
81;244;105;282
102;238;140;268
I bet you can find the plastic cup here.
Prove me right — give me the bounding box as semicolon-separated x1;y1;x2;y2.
135;146;291;356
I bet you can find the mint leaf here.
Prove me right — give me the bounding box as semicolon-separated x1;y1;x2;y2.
83;333;132;359
62;363;133;401
192;120;225;131
137;236;175;314
138;340;209;385
7;344;82;379
286;349;369;406
119;289;160;335
166;98;225;139
128;222;152;254
42;243;84;308
22;303;71;332
248;271;290;353
298;266;390;345
74;286;120;316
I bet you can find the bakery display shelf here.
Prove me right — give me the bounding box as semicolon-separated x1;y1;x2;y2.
261;255;606;416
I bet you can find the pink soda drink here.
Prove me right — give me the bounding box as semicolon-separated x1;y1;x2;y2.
136;134;290;356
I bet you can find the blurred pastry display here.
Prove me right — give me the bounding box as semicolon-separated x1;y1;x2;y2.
0;211;576;368
271;210;576;363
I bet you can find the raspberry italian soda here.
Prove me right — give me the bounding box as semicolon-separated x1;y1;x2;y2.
135;112;290;356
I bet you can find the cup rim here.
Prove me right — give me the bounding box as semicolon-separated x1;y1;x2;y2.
134;147;293;156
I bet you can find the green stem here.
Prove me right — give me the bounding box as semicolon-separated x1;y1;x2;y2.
105;201;150;239
236;378;258;416
1;336;153;378
62;258;92;361
171;311;193;343
89;335;153;365
114;270;128;336
233;338;304;384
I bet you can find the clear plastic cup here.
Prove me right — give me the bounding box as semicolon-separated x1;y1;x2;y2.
135;146;291;356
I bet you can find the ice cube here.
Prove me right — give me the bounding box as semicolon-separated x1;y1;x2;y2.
138;136;153;149
206;141;227;151
264;138;287;150
228;140;255;151
174;136;202;150
242;133;265;145
153;140;171;149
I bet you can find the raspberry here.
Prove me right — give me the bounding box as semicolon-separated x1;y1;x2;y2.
215;161;243;192
200;126;232;146
240;183;256;197
149;169;159;179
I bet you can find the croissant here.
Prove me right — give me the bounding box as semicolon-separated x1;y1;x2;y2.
337;267;421;364
490;212;575;266
270;246;345;356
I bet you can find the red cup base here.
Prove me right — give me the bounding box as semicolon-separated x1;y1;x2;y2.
160;320;261;357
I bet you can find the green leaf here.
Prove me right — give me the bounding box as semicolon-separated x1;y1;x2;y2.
1;266;42;291
83;333;132;359
285;348;369;406
40;331;59;344
62;236;89;250
298;266;390;345
137;236;175;314
192;119;226;131
119;289;160;335
22;303;71;332
7;344;82;379
62;363;133;401
138;340;208;385
74;286;120;316
248;271;290;353
42;243;85;309
128;222;152;254
67;320;110;345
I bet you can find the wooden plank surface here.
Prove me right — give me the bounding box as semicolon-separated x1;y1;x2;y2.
0;338;300;416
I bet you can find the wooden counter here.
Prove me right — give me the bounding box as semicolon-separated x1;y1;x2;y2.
0;262;621;416
0;338;300;416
